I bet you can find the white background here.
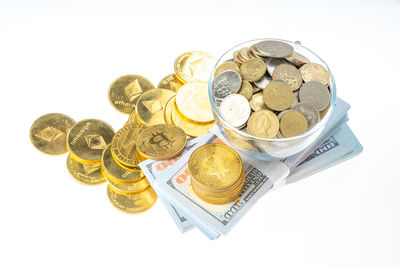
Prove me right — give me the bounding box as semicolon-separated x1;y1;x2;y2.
1;0;399;266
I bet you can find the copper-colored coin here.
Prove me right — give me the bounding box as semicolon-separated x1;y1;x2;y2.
263;81;294;111
272;63;303;91
299;63;330;85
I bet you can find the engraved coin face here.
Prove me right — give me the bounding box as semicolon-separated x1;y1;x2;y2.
108;75;155;114
212;70;242;100
291;102;320;129
250;92;269;111
67;119;115;164
299;63;330;85
279;110;308;138
136;124;187;160
174;51;216;83
110;124;146;167
263;81;294;111
299;81;331;111
220;94;251;129
176;82;214;123
135;88;176;125
66;154;105;185
238;80;253;100
107;184;157;214
157;74;183;93
30;113;75;155
240;58;267;82
247;110;279;139
105;174;150;194
272;63;303;91
255;40;294;58
214;62;240;77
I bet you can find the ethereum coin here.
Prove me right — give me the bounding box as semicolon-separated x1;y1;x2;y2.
66;154;105;185
299;81;331;111
220;94;251;129
107;185;157;214
108;75;154;114
30;113;75;155
157;74;183;93
212;70;242;100
105;173;150;194
163;95;176;125
279;110;308;138
255;40;294;58
174;51;216;83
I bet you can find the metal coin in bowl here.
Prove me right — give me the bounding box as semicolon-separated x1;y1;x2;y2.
220;94;251;129
212;70;242;100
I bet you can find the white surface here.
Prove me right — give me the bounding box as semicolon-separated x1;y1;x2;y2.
1;0;399;266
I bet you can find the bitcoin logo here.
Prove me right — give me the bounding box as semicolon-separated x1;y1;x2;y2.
149;131;173;149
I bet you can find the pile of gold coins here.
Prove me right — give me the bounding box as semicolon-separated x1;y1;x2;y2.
212;40;332;139
188;144;245;204
30;50;235;212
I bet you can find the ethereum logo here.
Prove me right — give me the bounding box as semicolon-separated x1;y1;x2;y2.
142;99;162;114
124;79;143;102
35;126;65;143
189;58;207;76
84;135;107;150
83;164;100;175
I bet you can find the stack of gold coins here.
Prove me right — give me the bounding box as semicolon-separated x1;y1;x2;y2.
188;143;245;204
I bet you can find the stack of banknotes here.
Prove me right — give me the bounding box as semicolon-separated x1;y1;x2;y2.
139;98;362;239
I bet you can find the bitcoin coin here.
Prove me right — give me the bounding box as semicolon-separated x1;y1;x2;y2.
108;75;155;114
136;124;187;160
279;110;308;138
263;81;294;111
291;103;320;129
176;82;214;123
135;88;176;125
163;95;176;125
220;94;251;129
174;51;216;83
214;62;240;77
107;185;157;214
255;40;294;58
188;143;243;190
30;113;75;155
238;80;253;100
157;74;183;92
272;63;303;91
250;92;268;112
286;52;310;67
67;119;114;164
299;63;330;85
212;70;242;100
299;81;331;111
247;110;279;139
171;102;215;137
66;154;105;185
111;124;146;167
240;58;267;82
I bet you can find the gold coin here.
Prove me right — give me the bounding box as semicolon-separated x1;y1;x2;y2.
250;92;268;111
320;102;330;119
247;110;280;138
108;75;155;114
188;143;243;190
157;74;183;92
66;154;105;185
279;110;308;138
214;61;240;77
135;88;176;125
174;51;216;83
105;173;150;194
67;119;115;164
299;63;330;86
272;63;303;91
238;80;253;100
233;50;243;65
240;58;267;82
171;101;215;137
175;82;214;123
126;109;140;126
102;144;143;184
263;80;294;111
136;124;187;160
107;185;157;214
239;47;252;61
286;52;310;67
163;95;176;125
110;124;146;167
30;113;75;155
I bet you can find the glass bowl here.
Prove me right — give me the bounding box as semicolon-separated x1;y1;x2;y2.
208;38;336;160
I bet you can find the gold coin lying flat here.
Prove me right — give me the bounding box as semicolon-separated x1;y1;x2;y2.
171;101;215;137
247;110;280;139
157;74;183;93
240;58;267;82
299;63;330;86
188;143;243;190
174;51;216;83
214;62;240;77
175;82;214;123
136;124;187;160
107;185;157;214
280;110;308;138
135;88;176;125
263;80;294;111
66;154;105;185
111;124;146;167
272;63;303;91
67;119;115;164
108;75;155;114
30;113;75;155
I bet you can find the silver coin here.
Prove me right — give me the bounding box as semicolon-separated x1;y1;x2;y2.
253;73;272;90
265;58;291;76
299;81;331;111
285;51;310;67
219;94;251;129
212;70;242;100
291;102;320;128
255;40;294;58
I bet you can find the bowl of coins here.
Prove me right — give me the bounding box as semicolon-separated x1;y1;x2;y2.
209;38;336;160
